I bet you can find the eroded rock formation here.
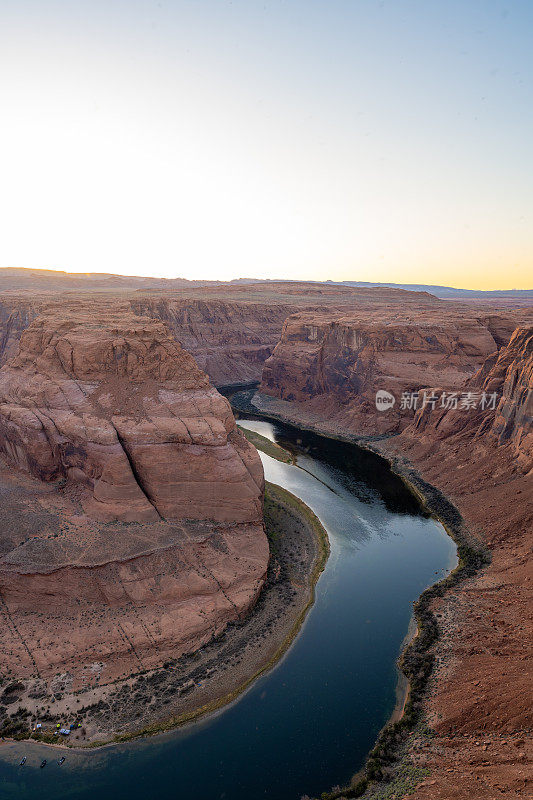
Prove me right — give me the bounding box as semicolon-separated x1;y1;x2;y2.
260;309;520;435
1;280;526;390
129;297;297;386
0;298;39;364
406;325;533;471
0;306;268;684
378;328;533;799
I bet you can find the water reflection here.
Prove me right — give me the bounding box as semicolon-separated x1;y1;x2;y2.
0;417;456;800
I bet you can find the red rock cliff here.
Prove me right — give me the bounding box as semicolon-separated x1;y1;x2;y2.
260;309;512;435
405;325;533;471
129;297;296;386
0;298;39;364
0;305;268;683
378;327;533;799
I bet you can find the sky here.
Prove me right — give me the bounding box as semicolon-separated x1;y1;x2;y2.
0;1;531;289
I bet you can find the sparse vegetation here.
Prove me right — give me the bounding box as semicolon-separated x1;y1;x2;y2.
237;425;295;464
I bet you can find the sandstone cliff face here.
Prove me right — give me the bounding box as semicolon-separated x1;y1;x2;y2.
130;297;296;386
0;306;268;682
380;329;533;799
260;310;509;435
0;308;263;523
0;298;39;364
406;326;533;472
0;296;295;386
1;286;526;390
485;327;532;469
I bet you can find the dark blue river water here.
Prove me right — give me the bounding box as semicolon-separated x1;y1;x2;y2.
0;417;456;800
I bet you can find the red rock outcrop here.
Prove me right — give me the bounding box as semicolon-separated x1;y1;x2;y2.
260;309;513;435
129;297;297;386
378;328;533;799
0;305;268;684
0;294;289;386
0;298;39;364
1;279;527;389
128;284;449;386
407;326;532;472
485;327;532;469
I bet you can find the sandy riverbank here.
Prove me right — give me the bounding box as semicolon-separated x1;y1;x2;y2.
237;423;296;463
231;390;532;800
0;481;328;749
229;391;509;800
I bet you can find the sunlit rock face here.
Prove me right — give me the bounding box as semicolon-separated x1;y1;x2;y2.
0;305;268;682
0;307;264;522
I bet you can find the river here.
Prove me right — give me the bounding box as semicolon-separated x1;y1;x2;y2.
0;416;457;800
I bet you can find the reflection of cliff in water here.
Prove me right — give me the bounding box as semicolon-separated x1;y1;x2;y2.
233;409;426;516
0;417;456;800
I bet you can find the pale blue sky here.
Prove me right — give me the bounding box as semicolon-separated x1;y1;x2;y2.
0;1;531;287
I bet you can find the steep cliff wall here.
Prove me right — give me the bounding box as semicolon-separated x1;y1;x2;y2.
378;329;533;799
129;297;297;386
0;298;39;364
0;296;295;385
0;305;268;683
1;288;525;390
406;325;532;471
260;310;511;435
485;327;532;469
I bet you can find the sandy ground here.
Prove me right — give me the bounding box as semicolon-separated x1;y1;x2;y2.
0;482;326;747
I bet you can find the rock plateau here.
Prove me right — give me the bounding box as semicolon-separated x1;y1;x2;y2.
0;306;268;686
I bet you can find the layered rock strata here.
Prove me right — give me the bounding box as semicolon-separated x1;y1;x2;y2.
1;284;527;389
129;297;297;386
378;328;532;799
260;310;521;435
0;307;268;684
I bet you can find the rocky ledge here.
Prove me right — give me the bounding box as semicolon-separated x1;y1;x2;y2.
260;308;526;435
0;306;268;688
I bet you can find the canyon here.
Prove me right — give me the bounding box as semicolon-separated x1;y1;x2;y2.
0;283;448;385
0;272;530;799
249;301;532;799
1;282;528;389
259;306;530;436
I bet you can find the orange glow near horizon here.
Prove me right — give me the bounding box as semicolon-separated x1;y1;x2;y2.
5;263;529;292
0;2;531;291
